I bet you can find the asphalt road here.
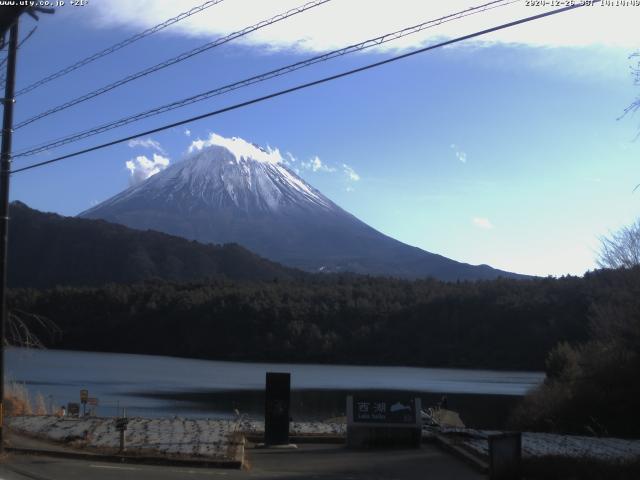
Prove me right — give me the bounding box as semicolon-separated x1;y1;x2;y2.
0;443;486;480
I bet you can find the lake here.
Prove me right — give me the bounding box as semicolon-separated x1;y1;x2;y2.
6;348;544;428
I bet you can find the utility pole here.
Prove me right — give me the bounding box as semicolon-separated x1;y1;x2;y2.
0;18;19;453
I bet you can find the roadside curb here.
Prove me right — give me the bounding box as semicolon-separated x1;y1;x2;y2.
433;434;489;474
244;434;345;445
6;446;243;470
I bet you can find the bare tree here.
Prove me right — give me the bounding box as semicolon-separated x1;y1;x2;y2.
6;309;60;348
597;219;640;269
621;52;640;120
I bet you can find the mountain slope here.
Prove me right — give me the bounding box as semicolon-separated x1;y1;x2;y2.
80;138;525;281
8;201;299;288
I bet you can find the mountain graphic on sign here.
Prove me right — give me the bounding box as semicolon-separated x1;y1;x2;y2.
390;402;411;413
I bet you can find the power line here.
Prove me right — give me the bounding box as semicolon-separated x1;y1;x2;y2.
13;0;331;130
14;0;226;97
11;2;593;176
14;0;518;158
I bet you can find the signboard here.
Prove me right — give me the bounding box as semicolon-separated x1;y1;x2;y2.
87;397;99;406
265;372;290;446
352;397;417;425
80;389;88;404
115;418;129;431
67;402;80;417
346;395;422;448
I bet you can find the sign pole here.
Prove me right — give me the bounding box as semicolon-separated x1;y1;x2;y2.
0;18;19;454
80;389;88;417
119;427;125;452
116;409;128;453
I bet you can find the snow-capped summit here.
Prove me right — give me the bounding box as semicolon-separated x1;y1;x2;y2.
80;134;524;280
187;133;282;165
117;142;335;213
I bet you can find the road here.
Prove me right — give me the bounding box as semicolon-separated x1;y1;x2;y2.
0;443;486;480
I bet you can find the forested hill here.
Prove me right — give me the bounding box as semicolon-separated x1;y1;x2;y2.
8;268;622;371
10;200;635;372
8;201;301;288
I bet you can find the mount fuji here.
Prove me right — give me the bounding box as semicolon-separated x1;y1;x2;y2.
80;135;524;281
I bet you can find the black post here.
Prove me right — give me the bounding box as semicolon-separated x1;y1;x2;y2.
264;372;290;446
0;18;19;453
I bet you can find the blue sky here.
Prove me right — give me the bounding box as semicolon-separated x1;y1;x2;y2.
7;0;640;277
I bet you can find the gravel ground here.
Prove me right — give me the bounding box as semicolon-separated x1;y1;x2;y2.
442;428;640;462
8;416;346;459
239;418;346;436
12;416;637;464
9;416;241;459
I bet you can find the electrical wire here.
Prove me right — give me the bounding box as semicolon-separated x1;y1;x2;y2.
13;0;331;130
11;2;594;175
14;0;226;97
14;0;518;158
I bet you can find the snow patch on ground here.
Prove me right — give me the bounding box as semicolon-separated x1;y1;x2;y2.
442;428;640;462
238;419;346;436
8;416;346;459
13;416;637;464
9;416;239;459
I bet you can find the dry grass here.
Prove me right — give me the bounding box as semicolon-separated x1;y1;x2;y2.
3;382;53;417
4;381;33;417
4;382;67;419
34;392;47;415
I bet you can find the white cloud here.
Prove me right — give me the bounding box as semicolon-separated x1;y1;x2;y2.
342;164;360;182
126;153;170;184
301;155;336;173
450;143;467;163
285;152;297;164
187;132;283;164
127;138;166;155
184;129;191;137
88;1;640;55
472;217;494;229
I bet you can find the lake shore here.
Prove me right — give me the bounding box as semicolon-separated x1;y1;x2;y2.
133;389;523;429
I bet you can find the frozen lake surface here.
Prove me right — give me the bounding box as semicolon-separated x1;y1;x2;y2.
6;348;544;421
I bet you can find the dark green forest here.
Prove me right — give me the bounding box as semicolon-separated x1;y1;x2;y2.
10;269;620;371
